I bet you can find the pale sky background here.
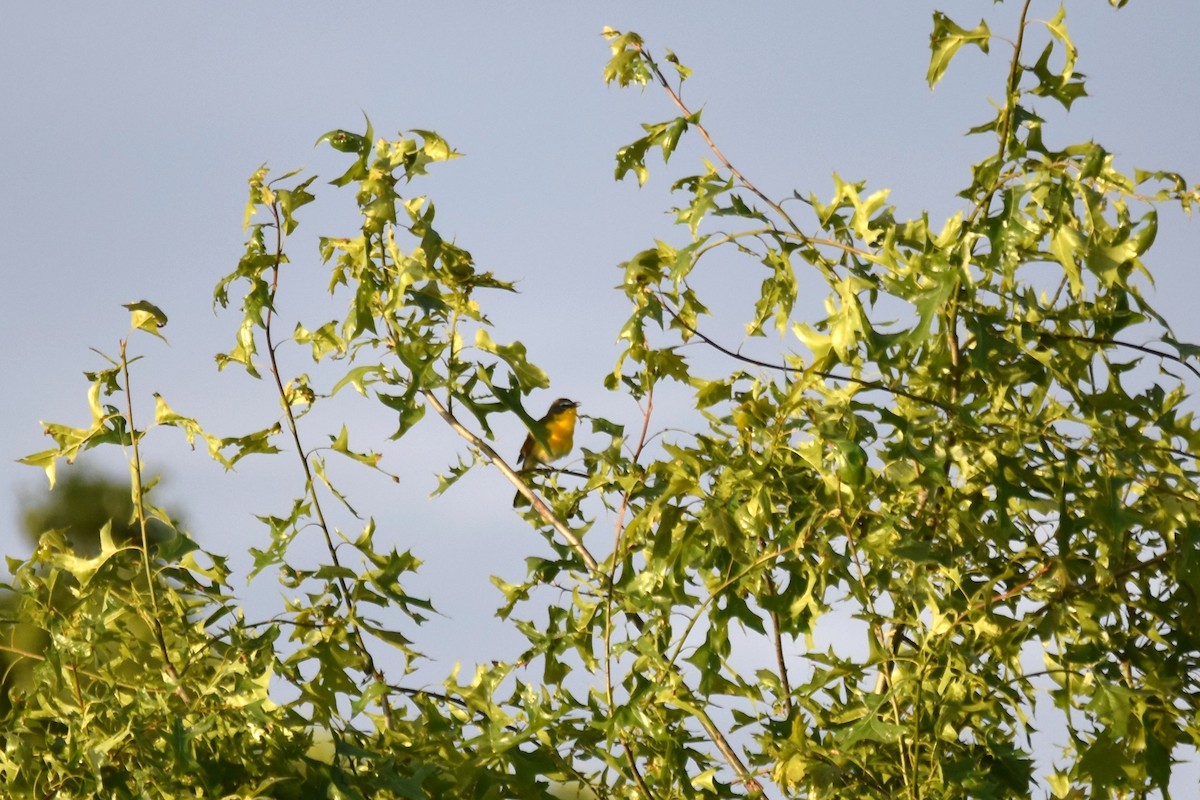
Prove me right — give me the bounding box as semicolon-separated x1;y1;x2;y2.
3;2;1199;794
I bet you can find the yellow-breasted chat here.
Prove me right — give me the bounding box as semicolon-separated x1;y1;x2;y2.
513;398;579;507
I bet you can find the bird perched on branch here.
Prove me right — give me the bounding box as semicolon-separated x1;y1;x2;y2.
513;398;579;507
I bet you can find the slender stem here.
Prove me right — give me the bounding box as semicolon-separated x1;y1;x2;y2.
952;561;1055;629
658;293;950;410
1043;331;1200;382
623;744;657;800
606;390;660;799
998;0;1034;166
637;44;804;237
68;663;85;710
910;657;923;800
873;625;909;696
606;387;655;709
0;642;44;667
693;226;878;267
968;0;1034;225
839;494;911;788
760;570;793;714
420;389;601;574
263;205;393;724
119;338;190;704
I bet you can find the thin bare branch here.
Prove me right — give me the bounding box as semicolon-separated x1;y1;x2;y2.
1044;331;1200;382
119;338;190;704
420;389;602;574
636;43;804;237
658;294;950;410
263;205;393;724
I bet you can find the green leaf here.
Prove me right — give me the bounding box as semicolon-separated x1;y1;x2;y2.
317;114;375;187
412;129;459;163
1049;225;1085;295
833;438;867;487
834;696;905;748
276;175;317;234
294;320;346;362
377;387;426;440
1029;40;1088;110
475;329;549;391
18;448;60;488
358;617;413;650
48;521;125;586
927;12;990;88
329;424;383;467
601;27;650;88
123;299;169;339
663;48;692;82
153;393;228;464
1077;732;1126;791
218;424;282;466
316;129;367;155
793;322;834;370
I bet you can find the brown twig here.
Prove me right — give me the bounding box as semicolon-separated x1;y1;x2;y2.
658;293;950;411
967;0;1034;225
263;204;393;724
1042;331;1200;382
119;338;190;704
636;43;804;238
762;570;793;714
605;388;659;797
420;389;601;574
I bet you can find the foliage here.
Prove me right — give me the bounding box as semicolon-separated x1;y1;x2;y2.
4;3;1200;798
0;471;173;719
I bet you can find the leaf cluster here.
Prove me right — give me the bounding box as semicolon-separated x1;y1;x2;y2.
5;5;1200;799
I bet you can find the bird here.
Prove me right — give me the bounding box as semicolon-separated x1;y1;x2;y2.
513;398;580;507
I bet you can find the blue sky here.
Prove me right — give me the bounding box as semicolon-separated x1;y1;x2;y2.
3;2;1199;792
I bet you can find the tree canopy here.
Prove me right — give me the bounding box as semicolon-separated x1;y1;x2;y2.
4;4;1200;798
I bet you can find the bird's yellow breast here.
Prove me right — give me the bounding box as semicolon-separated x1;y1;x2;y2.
543;407;578;459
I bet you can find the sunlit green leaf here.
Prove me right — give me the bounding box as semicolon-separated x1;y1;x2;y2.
927;12;990;88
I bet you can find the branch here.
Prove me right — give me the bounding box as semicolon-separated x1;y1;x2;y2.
119;338;190;704
603;392;663;799
0;640;173;697
658;294;950;411
263;204;394;723
762;570;793;714
420;389;601;574
968;0;1034;225
1043;331;1200;382
636;43;804;237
